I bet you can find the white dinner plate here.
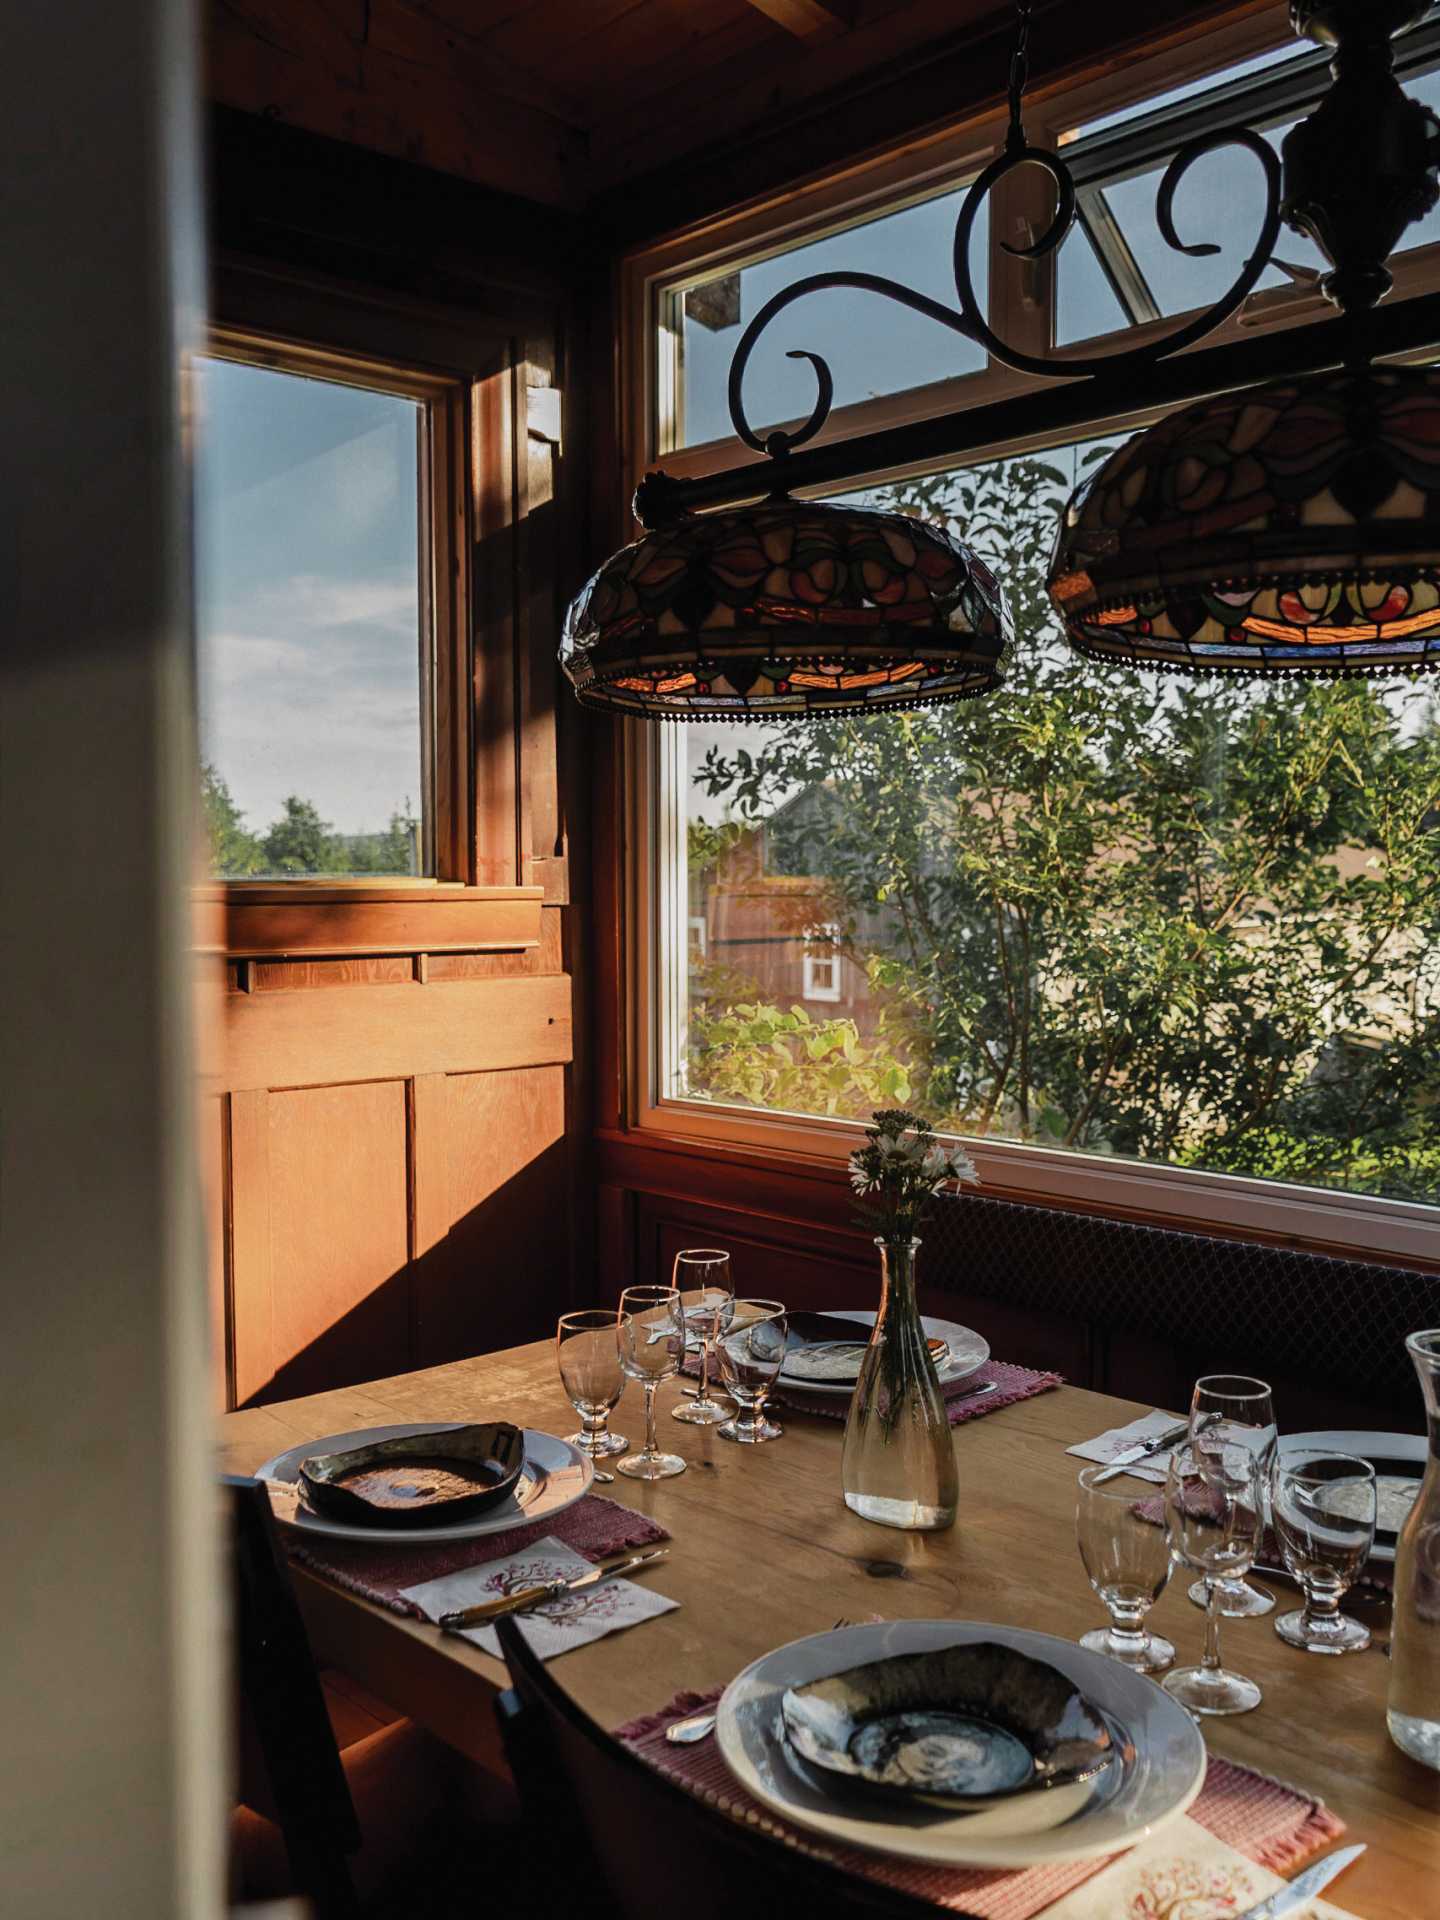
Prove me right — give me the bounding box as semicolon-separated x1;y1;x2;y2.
254;1423;593;1546
1278;1429;1426;1566
776;1311;989;1399
715;1619;1205;1870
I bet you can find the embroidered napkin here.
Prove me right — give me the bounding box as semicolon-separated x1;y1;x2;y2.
1038;1814;1357;1919
1066;1409;1186;1484
400;1535;678;1661
287;1491;669;1617
616;1691;1351;1920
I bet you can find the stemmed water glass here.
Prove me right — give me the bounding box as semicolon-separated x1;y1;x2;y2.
715;1300;787;1444
616;1286;687;1481
1163;1438;1265;1716
670;1249;734;1428
1076;1464;1176;1673
1187;1375;1277;1619
556;1310;629;1472
1272;1450;1377;1655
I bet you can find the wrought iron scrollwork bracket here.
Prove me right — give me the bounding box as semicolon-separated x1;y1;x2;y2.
723;130;1282;466
633;0;1440;533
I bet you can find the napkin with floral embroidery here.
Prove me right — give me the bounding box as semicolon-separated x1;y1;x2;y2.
401;1535;677;1661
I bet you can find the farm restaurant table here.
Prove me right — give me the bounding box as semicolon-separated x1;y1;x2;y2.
219;1343;1439;1919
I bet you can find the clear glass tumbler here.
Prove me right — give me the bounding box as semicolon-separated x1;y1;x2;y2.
1271;1450;1376;1655
670;1249;734;1428
715;1300;787;1444
616;1287;687;1481
556;1310;628;1464
1187;1374;1277;1619
1076;1464;1176;1673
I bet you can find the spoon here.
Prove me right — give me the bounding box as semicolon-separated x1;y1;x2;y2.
665;1710;717;1744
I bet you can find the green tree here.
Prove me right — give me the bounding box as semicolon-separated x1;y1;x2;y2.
346;802;421;875
694;456;1440;1203
260;795;348;875
200;761;262;877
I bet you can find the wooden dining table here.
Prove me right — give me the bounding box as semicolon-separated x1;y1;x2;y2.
219;1341;1439;1918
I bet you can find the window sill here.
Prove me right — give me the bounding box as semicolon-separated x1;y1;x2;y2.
602;1106;1440;1275
197;883;545;959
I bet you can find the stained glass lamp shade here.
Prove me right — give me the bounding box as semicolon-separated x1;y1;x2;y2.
560;496;1011;719
1048;363;1440;677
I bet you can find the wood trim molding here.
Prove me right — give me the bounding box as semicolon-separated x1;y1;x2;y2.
208;884;544;958
223;974;572;1091
594;1127;1440;1277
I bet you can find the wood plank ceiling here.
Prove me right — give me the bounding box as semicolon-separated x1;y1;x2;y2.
205;0;1109;209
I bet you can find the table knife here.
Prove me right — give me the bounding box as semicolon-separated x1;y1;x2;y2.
438;1548;668;1631
1091;1416;1191;1483
1234;1842;1366;1920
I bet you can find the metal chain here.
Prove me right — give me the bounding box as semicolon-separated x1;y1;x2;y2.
1007;0;1033;152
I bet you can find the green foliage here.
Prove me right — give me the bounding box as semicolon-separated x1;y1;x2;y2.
687;817;746;875
201;762;262;876
688;1001;918;1118
692;454;1440;1207
201;766;421;879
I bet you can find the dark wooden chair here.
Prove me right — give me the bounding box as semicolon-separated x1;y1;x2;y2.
492;1611;969;1920
226;1475;511;1918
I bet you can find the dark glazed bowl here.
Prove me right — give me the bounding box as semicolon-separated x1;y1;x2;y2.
297;1422;525;1529
779;1641;1115;1809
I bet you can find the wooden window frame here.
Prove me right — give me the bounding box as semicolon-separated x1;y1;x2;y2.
199;298;545;959
604;2;1440;1270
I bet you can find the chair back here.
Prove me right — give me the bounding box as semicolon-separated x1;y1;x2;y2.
226;1474;361;1918
492;1612;959;1920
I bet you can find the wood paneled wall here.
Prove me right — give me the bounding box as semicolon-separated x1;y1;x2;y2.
215;913;575;1407
205;117;592;1410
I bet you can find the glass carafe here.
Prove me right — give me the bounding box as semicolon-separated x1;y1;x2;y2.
841;1238;957;1531
1387;1327;1440;1770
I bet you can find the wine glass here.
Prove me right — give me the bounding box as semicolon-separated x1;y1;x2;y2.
1163;1438;1265;1716
670;1249;734;1428
1076;1465;1176;1673
1272;1450;1377;1655
616;1287;687;1481
715;1300;787;1444
556;1310;628;1469
1187;1375;1277;1619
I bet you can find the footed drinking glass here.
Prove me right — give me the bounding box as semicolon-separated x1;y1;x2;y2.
1272;1450;1375;1655
616;1287;687;1481
1076;1464;1176;1673
670;1249;734;1428
556;1310;628;1464
1163;1438;1264;1716
715;1300;787;1444
1186;1375;1277;1620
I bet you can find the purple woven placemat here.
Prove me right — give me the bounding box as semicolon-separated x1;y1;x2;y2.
775;1358;1063;1425
288;1492;669;1618
615;1688;1345;1920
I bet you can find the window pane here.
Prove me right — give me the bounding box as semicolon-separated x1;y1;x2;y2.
1058;54;1440;344
671;185;988;449
668;445;1440;1209
195;357;427;879
1058;129;1329;344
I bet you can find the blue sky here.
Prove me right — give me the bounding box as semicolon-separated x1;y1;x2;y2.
194;357;423;840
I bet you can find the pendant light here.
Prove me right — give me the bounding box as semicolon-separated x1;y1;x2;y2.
566;0;1440;718
560;494;1011;720
1049;2;1440;679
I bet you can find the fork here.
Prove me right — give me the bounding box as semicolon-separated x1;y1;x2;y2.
664;1617;859;1744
